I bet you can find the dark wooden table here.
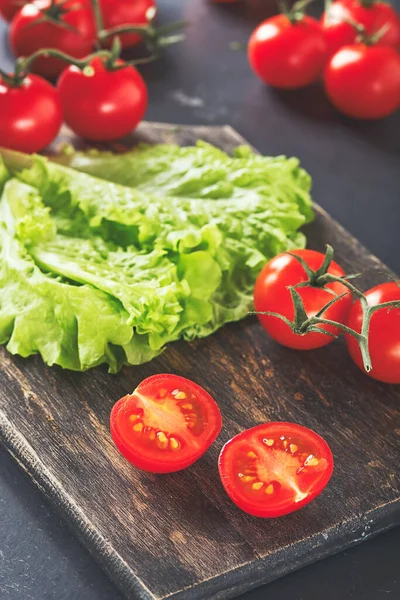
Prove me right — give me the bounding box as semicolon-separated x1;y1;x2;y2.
0;1;399;599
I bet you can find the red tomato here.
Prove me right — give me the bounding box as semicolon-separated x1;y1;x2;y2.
219;422;333;518
254;249;352;350
10;0;97;79
110;374;222;473
321;0;400;59
324;44;400;119
99;0;156;49
0;74;62;152
346;282;400;384
248;15;327;89
0;0;28;21
57;57;148;141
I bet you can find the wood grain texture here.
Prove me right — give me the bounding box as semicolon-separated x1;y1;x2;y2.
0;122;399;600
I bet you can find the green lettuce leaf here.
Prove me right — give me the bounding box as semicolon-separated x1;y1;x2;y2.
0;141;314;371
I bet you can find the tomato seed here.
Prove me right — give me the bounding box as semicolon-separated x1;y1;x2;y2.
247;451;257;459
306;457;319;466
252;481;264;491
133;422;143;433
265;484;274;495
169;437;180;451
175;391;187;400
181;403;193;410
263;438;274;446
290;444;298;453
157;432;168;449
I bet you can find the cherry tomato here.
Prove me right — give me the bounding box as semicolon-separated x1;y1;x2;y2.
57;57;148;141
10;0;97;79
219;423;333;518
346;282;400;384
321;0;400;59
324;44;400;119
99;0;156;49
254;249;352;350
0;0;28;21
0;74;62;153
248;15;327;89
110;374;222;473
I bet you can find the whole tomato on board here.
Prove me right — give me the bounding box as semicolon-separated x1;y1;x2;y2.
0;0;28;21
219;422;334;517
346;282;400;384
110;374;222;473
99;0;157;49
321;0;400;59
0;74;62;152
248;13;327;89
10;0;97;79
254;249;352;350
57;57;148;141
324;44;400;119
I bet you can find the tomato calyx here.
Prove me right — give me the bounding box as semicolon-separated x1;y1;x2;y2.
278;0;317;25
27;0;81;33
253;245;400;374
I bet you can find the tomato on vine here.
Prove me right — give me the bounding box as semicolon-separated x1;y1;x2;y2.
248;2;327;89
99;0;157;49
321;0;400;59
324;43;400;119
0;73;62;152
254;248;352;350
346;282;400;384
57;56;148;140
10;0;97;79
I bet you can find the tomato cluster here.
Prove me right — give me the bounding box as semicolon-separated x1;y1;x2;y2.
110;375;334;518
247;0;400;120
254;248;400;385
0;0;160;152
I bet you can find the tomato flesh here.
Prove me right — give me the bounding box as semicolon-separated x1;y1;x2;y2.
110;374;222;473
219;423;333;517
346;282;400;384
254;249;352;350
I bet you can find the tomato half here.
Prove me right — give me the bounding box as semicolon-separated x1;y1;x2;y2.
248;15;327;89
346;282;400;384
110;374;222;473
254;249;352;350
219;423;333;518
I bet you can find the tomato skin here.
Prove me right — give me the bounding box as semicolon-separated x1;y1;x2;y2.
0;0;28;21
99;0;156;49
254;249;352;350
110;374;222;474
321;0;400;59
57;58;148;141
10;0;97;79
0;74;62;153
219;422;334;518
324;45;400;119
248;15;327;89
346;282;400;384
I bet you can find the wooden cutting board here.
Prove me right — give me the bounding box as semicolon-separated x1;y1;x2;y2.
0;122;399;600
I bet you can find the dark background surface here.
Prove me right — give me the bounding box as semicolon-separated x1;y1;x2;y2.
0;0;399;599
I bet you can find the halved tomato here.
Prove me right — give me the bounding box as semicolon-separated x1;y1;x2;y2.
110;374;222;473
219;422;333;517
